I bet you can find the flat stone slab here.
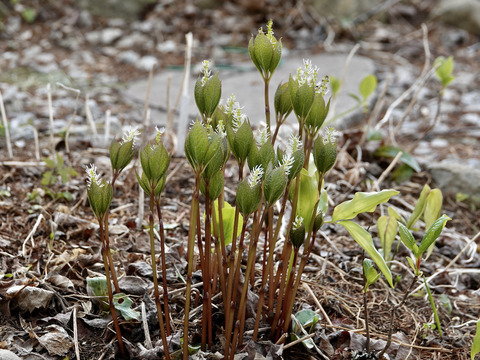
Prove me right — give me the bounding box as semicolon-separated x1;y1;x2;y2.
126;52;375;131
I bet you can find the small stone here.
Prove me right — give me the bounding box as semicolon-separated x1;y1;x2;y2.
460;113;480;125
461;91;480;112
434;0;480;35
118;50;140;64
156;40;177;53
85;31;101;45
77;10;93;27
22;45;42;62
428;160;480;197
136;55;158;71
101;28;123;45
430;138;449;148
117;32;153;49
0;349;21;360
100;47;118;57
36;53;56;63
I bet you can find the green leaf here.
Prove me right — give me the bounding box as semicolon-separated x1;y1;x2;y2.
471;319;480;360
330;75;341;96
113;293;140;321
424;188;443;230
418;215;450;256
373;145;421;173
41;171;54;186
391;163;414;183
86;276;109;310
294;168;319;231
332;189;399;222
212;201;243;247
338;221;393;287
43;157;56;169
318;181;328;215
56;153;64;167
435;56;455;88
294;309;320;330
406;256;416;272
377;214;397;261
398;222;419;257
359;74;377;100
407;184;430;229
363;258;380;292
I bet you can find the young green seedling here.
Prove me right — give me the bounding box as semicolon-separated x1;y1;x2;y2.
137;127;171;359
378;214;450;358
85;165;125;357
249;19;282;134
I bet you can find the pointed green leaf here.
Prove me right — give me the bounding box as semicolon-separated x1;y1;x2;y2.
294;309;320;330
332;189;399;222
373;145;421;173
406;256;417;272
338;220;393;287
418;215;450;256
387;206;404;222
212;201;243;247
377;214;398;261
398;222;419;256
330;75;341;96
43;157;56;168
424;188;443;230
359;74;377;100
407;184;430;229
363;258;380;292
56;153;64;167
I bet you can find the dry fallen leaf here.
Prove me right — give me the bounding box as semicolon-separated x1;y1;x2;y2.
6;285;54;313
38;324;73;356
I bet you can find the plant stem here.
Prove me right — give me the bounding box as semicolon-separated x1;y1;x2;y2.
183;177;200;360
99;219;125;357
264;77;271;134
202;186;213;350
155;200;171;336
362;254;371;353
281;225;318;336
271;113;286;145
363;290;370;352
225;220;248;356
149;193;170;360
378;275;418;359
280;248;299;336
236;210;266;347
269;240;292;337
103;215;120;294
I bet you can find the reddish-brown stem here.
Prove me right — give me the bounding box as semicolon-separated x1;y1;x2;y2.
281;231;317;336
229;321;241;360
155;201;171;336
149;193;170;360
202;186;213;349
103;215;120;294
378;275;418;358
183;176;200;360
99;219;126;357
270;240;292;337
264;78;271;134
237;210;266;347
